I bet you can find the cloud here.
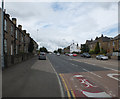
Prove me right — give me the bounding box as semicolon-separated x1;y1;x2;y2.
4;2;118;51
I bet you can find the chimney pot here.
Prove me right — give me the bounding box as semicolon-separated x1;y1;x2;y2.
12;18;17;25
18;25;22;30
23;30;26;33
6;14;10;18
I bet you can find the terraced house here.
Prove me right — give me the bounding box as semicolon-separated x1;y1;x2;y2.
83;34;120;59
0;8;38;67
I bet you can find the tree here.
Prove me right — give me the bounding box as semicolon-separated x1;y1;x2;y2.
28;38;34;53
39;46;48;53
81;44;89;53
58;48;62;54
94;42;100;54
54;50;57;53
100;48;107;54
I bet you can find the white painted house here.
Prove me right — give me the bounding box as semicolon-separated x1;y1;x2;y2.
70;43;81;53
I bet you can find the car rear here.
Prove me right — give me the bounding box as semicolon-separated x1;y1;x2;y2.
39;52;46;60
73;53;77;57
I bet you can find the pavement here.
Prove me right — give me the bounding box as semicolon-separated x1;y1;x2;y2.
2;56;61;97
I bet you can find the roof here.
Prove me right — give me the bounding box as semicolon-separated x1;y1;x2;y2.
113;34;120;40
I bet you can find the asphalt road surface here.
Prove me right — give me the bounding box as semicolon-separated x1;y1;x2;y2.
47;54;120;98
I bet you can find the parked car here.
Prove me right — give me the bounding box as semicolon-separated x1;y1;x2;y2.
68;53;73;56
83;53;91;58
73;53;77;57
80;53;84;57
57;53;60;56
38;52;46;60
96;55;108;60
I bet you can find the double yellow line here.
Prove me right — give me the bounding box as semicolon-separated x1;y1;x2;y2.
59;74;76;99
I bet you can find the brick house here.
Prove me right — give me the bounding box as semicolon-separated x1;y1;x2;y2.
108;34;120;54
0;9;38;67
108;34;120;59
0;9;1;62
85;34;112;53
32;38;38;55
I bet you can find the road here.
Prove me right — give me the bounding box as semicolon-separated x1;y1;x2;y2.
48;54;119;98
3;54;120;98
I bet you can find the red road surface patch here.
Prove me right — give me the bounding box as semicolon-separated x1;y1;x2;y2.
59;70;119;98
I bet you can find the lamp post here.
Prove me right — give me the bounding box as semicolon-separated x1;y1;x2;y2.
1;0;4;69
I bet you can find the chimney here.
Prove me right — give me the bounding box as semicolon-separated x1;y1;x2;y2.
6;14;10;18
23;30;26;33
18;25;22;30
27;33;30;37
101;34;103;37
12;18;17;25
4;9;6;13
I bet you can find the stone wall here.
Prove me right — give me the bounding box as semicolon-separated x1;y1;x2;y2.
4;53;34;67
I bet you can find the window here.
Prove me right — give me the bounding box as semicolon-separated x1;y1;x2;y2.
22;35;23;42
113;41;115;46
16;30;17;39
11;44;13;55
119;40;120;51
4;39;7;53
16;45;18;54
11;26;13;35
4;19;7;31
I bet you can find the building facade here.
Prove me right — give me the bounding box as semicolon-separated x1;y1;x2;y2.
70;43;81;53
85;34;112;53
83;34;120;59
0;9;38;67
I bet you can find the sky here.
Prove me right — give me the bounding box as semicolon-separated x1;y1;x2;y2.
2;1;118;51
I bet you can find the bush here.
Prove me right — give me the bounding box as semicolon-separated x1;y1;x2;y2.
89;50;95;54
72;51;80;54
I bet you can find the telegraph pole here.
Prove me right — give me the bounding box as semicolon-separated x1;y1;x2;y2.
1;0;4;69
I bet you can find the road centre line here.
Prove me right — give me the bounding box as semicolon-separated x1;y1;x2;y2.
82;69;102;78
71;59;118;72
103;67;118;72
71;63;78;67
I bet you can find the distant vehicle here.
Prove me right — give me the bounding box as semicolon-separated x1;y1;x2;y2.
73;53;77;57
65;53;69;56
83;53;91;58
57;53;60;56
38;52;46;60
96;55;108;60
68;53;73;56
80;53;84;57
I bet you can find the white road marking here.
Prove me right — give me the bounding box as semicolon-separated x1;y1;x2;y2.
83;69;102;78
107;73;120;81
71;59;118;72
73;75;83;77
70;63;78;67
82;91;111;97
47;57;65;97
103;67;118;72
